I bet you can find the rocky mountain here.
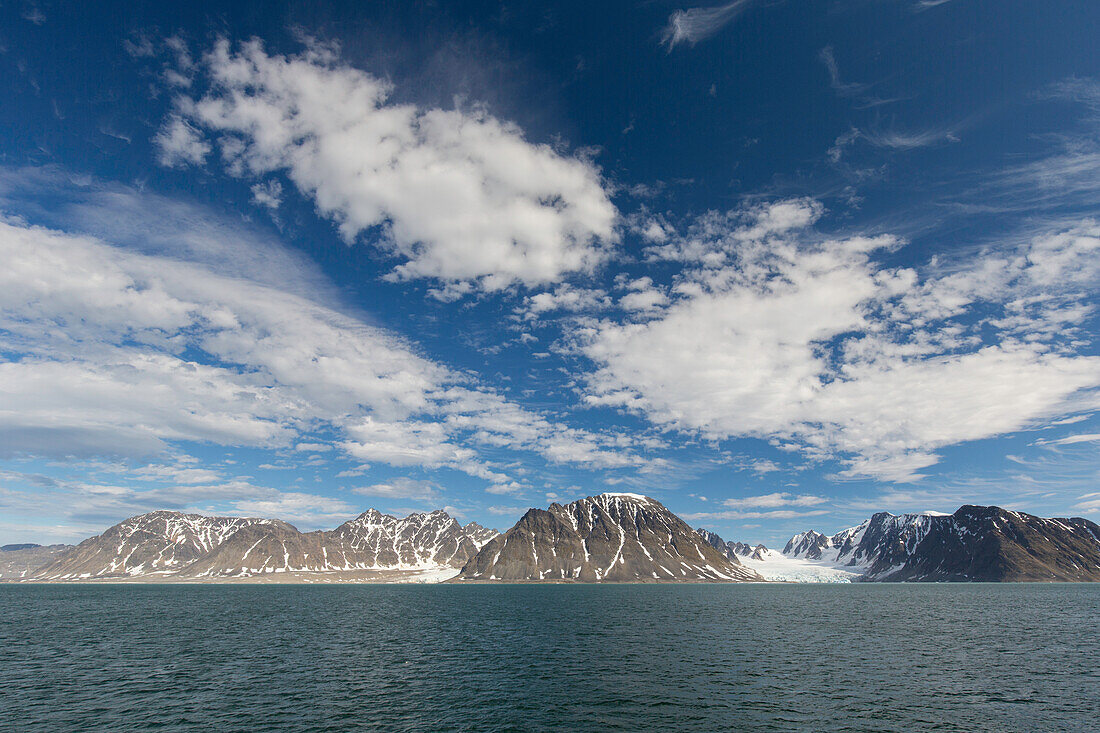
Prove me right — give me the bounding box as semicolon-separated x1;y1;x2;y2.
462;522;499;548
33;511;287;579
20;501;1099;583
697;529;770;562
782;506;1100;582
30;509;497;580
0;543;71;579
457;493;762;582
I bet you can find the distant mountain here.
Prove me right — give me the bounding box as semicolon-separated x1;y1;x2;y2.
781;506;1100;582
19;501;1099;583
0;544;72;579
30;509;497;580
457;493;762;582
697;529;770;562
33;511;286;579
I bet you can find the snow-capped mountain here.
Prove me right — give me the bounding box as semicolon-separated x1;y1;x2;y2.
22;502;1100;583
31;509;497;580
780;506;1100;582
697;529;770;562
783;511;946;576
33;511;288;579
697;505;1100;582
696;527;860;582
457;493;762;582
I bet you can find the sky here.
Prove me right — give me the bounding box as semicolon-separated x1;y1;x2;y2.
1;0;1098;547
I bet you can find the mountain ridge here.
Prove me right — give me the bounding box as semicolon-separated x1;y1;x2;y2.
30;509;497;581
11;500;1100;583
699;505;1100;582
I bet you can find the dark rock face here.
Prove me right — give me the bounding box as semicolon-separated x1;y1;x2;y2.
31;509;497;580
783;530;831;559
783;506;1100;582
878;506;1100;582
2;543;41;551
458;494;762;582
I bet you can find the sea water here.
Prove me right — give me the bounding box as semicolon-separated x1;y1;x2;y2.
1;583;1097;731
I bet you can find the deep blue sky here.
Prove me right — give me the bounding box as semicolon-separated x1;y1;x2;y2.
1;0;1098;546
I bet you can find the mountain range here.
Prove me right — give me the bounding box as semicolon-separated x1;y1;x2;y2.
776;505;1100;582
5;496;1100;583
29;509;497;581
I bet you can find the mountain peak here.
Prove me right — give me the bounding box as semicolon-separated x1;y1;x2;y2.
596;492;651;502
457;495;761;582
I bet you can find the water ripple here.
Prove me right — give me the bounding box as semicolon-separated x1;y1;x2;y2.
1;584;1098;732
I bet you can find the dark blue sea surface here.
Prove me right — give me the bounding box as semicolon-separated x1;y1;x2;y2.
1;584;1098;732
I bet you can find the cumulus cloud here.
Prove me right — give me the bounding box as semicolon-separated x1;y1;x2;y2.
154;116;210;167
619;277;669;313
159;39;618;291
662;1;753;51
521;284;611;319
580;200;1100;481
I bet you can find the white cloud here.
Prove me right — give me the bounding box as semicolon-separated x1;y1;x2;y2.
662;1;753;50
819;47;866;97
913;0;955;11
352;477;439;502
581;201;1100;481
722;493;826;509
681;509;830;521
0;178;643;482
250;180;282;210
162;39;618;291
620;277;669;312
487;505;527;517
0;467;356;531
522;284;610;318
1036;433;1100;446
342;418;468;469
485;481;526;495
643;197;823;264
862;127;960;150
1072;493;1100;514
131;465;223;484
229;491;357;526
294;442;333;452
154;116;210;167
